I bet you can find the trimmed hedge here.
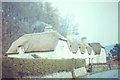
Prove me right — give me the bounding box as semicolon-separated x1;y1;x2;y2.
2;56;85;78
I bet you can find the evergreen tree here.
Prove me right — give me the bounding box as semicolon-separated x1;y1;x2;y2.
110;44;120;61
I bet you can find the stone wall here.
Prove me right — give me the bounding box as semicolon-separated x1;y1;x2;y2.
92;64;119;73
41;72;73;78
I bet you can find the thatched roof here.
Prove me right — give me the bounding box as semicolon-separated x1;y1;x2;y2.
78;42;92;55
67;40;78;54
88;43;104;55
67;38;92;54
7;31;67;54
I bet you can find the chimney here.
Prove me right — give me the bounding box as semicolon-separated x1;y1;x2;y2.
81;37;87;44
67;32;73;42
44;24;53;32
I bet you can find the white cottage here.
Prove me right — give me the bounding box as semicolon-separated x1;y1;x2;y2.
65;36;106;65
7;31;68;58
88;43;107;63
7;25;106;65
75;37;106;64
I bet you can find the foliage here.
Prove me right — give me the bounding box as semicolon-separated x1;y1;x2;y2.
2;2;60;54
110;44;120;61
2;56;85;78
2;2;79;55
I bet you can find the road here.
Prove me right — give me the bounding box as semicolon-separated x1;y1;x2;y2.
85;69;119;78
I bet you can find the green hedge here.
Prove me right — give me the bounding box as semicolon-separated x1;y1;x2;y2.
2;56;85;78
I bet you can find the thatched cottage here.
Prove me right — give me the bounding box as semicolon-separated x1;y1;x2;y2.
7;25;106;65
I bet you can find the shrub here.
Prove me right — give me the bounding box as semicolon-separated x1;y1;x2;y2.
2;56;85;78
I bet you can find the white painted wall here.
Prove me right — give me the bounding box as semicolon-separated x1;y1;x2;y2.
75;49;95;65
8;54;34;59
93;55;100;63
99;48;107;63
51;40;72;59
93;48;106;63
8;40;73;59
8;40;106;64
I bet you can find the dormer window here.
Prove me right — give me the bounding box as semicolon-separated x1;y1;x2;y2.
80;48;84;54
17;45;25;54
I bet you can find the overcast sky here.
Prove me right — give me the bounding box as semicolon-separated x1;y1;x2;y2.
50;1;118;46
